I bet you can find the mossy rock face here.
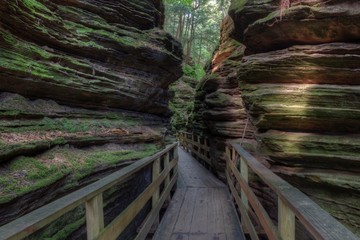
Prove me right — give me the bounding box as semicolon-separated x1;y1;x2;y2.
224;0;360;235
192;16;256;180
0;0;179;236
241;0;360;53
0;0;182;116
169;76;198;131
228;0;277;41
0;92;167;231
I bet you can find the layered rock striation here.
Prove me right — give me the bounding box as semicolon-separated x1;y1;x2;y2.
0;0;182;238
169;75;197;131
193;16;257;177
0;0;182;115
195;0;360;235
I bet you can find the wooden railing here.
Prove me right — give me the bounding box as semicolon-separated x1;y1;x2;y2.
177;131;212;168
178;132;358;240
226;143;358;240
0;143;178;240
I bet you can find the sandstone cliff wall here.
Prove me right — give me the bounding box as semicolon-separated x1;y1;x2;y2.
194;0;360;235
0;0;182;238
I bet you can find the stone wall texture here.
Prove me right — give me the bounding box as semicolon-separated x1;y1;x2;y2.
194;0;360;235
0;0;182;238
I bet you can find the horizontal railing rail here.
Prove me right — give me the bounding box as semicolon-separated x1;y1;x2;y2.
177;131;358;240
177;131;211;167
0;143;178;240
226;143;358;240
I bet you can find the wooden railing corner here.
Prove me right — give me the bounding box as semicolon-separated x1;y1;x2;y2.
226;143;358;240
0;143;179;240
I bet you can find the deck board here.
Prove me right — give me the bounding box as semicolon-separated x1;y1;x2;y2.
153;147;245;240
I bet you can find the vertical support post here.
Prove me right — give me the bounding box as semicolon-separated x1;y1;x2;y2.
231;148;236;166
152;157;161;226
173;146;178;175
164;151;171;202
205;138;209;159
225;146;235;204
240;156;249;228
192;133;195;152
197;136;201;157
225;147;231;175
86;194;104;240
278;198;295;240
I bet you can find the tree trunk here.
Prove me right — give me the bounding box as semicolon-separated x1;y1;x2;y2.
175;13;183;40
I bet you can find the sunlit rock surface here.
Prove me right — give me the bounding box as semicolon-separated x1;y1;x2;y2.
194;16;257;178
0;0;182;238
194;0;360;235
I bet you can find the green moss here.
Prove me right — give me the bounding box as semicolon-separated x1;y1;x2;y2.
22;0;57;21
0;110;22;116
229;0;248;14
0;144;159;204
44;218;85;240
0;49;54;79
0;157;68;204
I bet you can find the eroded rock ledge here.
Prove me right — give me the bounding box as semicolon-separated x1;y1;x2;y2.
0;0;182;115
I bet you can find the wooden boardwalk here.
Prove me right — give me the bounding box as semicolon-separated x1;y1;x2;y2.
153;147;245;240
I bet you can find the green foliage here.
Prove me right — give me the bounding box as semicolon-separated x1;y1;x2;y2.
164;0;231;65
165;0;193;6
183;64;205;80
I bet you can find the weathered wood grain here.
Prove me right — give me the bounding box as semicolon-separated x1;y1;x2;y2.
230;143;358;240
228;156;279;240
0;143;178;240
98;158;177;240
85;194;104;240
153;147;245;240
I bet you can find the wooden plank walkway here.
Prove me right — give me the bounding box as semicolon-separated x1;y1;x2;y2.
153;147;245;240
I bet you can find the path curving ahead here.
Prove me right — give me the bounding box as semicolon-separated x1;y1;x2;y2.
153;146;245;240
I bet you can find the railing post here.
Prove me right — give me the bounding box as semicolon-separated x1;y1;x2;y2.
86;194;104;240
173;146;178;175
225;146;231;175
240;157;249;210
152;157;161;226
278;198;295;240
164;151;171;202
240;156;249;230
196;135;201;160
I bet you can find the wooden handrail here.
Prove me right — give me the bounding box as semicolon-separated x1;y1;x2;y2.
177;131;358;240
227;143;358;240
0;143;178;240
177;131;211;167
